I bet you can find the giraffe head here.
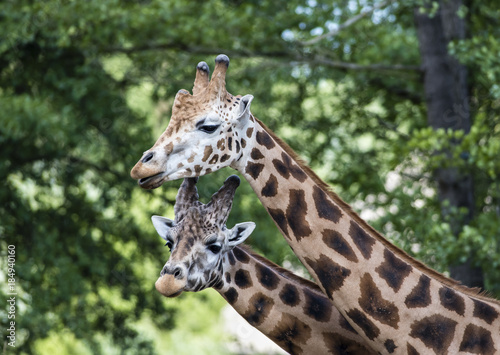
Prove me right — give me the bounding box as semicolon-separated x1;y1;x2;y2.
130;54;254;189
152;175;255;297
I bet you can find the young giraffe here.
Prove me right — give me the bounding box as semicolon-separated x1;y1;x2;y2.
152;175;374;355
131;55;500;354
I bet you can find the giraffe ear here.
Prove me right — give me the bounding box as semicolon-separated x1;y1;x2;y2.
227;222;256;249
236;94;253;126
151;215;175;241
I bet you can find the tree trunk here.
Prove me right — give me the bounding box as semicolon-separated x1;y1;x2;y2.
414;0;483;288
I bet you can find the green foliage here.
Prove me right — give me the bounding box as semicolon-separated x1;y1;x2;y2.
1;0;500;353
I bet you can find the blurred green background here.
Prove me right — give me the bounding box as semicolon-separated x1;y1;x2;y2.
1;0;499;354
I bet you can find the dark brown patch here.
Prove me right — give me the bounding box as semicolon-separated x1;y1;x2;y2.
250;148;265;160
384;339;397;353
220;154;230;163
228;137;233;151
234;269;252;289
217;138;225;150
165;142;173;155
472;298;499;325
407;343;419;355
272;153;307;182
268;208;290;239
312;185;342;223
322;229;358;263
279;284;300;307
339;314;358;334
459;324;496;354
208;154;219;165
286;189;312;240
405;274;432;308
225;272;231;284
243;292;274;327
303;288;332;323
228;252;236;266
256;130;275;149
346;308;380;341
268;313;311;355
409;314;457;354
232;248;250;264
322;332;373;355
246;127;254;138
255;263;280;290
439;286;465;316
261;174;278;197
224;287;238;305
235;140;240;153
245;162;264;180
349;221;376;260
375;249;412;292
358;273;400;328
240;138;246;148
194;165;202;173
202;145;213;162
304;255;351;294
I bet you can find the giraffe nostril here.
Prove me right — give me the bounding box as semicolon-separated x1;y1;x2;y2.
173;267;183;279
142;152;154;164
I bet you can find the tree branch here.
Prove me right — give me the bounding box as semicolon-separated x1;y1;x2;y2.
300;0;396;46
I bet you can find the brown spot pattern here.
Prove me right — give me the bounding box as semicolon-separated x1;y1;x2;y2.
312;186;342;223
250;148;264;160
375;249;412;292
439;286;465;316
279;284;300;307
255;263;280;290
217;138;225;150
346;308;381;341
349;221;376;260
245;162;264;180
268;207;290;239
246;127;254;138
256;130;275;149
322;229;358;262
459;324;496;354
322;332;373;355
224;287;238;305
358;273;400;328
305;255;351;294
269;313;311;355
472;298;499;325
286;189;312;240
404;274;432;309
272;153;307;182
243;292;274;327
303;288;332;323
409;314;457;354
261;174;278;197
384;339;397;353
208;154;219;164
202;145;213;162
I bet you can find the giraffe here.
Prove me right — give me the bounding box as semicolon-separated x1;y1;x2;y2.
131;55;500;354
151;175;374;355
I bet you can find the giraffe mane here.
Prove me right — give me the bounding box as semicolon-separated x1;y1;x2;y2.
255;117;500;305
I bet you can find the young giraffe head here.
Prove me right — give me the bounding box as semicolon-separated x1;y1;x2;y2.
152;175;255;297
130;55;255;189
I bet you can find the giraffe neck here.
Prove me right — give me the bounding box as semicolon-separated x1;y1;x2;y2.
233;117;500;354
215;245;374;355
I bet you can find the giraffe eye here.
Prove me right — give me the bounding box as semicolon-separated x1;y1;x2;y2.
198;124;220;134
165;241;173;251
207;244;222;254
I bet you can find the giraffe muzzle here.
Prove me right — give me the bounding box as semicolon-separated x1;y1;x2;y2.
155;274;186;298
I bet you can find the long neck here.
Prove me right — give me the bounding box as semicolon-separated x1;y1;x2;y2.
233;118;500;354
215;246;374;355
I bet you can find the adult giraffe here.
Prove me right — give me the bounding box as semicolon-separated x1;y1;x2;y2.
151;175;374;354
131;55;500;354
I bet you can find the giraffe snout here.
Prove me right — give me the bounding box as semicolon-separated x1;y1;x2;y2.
155;264;187;298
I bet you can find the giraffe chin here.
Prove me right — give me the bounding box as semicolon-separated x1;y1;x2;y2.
138;173;166;190
155;275;185;298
